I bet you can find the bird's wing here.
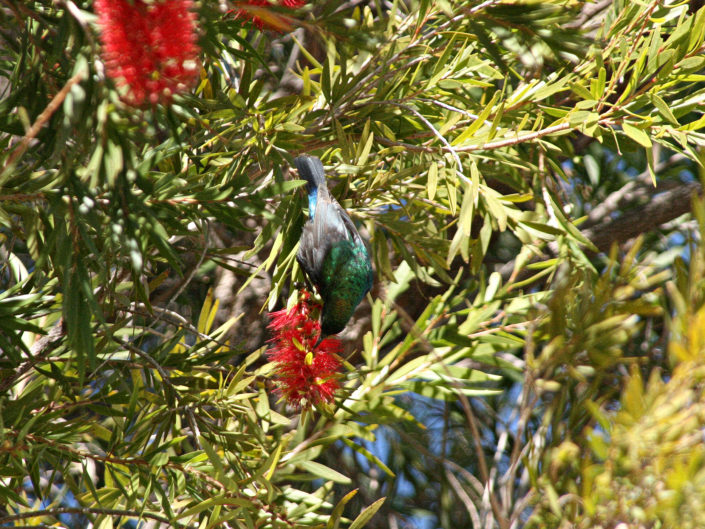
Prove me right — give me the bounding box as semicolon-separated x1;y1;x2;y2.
297;196;350;285
313;196;350;246
296;162;369;290
336;202;365;247
297;222;324;286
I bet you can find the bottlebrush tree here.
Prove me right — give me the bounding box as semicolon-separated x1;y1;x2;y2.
2;1;705;528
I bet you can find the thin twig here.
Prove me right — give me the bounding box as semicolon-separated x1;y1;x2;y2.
0;318;64;394
368;101;468;183
466;0;502;15
116;338;204;449
385;300;510;528
162;219;211;321
1;69;86;178
582;153;687;229
0;508;175;527
445;468;482;528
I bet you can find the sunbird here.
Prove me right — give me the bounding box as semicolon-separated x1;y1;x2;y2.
295;156;374;343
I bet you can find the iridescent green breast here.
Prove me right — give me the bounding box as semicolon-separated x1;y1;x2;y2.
319;241;373;336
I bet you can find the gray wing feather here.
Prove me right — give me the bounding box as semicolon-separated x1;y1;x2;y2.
297;196;351;284
296;156;365;285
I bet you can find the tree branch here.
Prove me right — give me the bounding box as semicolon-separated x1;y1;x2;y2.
0;508;176;527
581;153;688;230
0;68;85;179
502;180;702;282
582;181;702;253
0;318;64;395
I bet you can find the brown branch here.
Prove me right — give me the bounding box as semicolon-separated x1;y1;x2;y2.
563;0;612;30
14;431;229;491
582;181;702;253
0;318;64;394
0;508;175;527
9;431;296;527
502;180;702;282
387;297;510;529
581;153;688;230
1;68;86;177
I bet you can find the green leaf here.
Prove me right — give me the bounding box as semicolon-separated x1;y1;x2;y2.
349;498;386;529
341;438;395;478
621;122;652;148
481;186;507;231
452;92;499;146
327;489;358;529
427;161;438;200
458;181;474;237
299;461;352;484
178;496;254;520
356;119;374;166
650;93;678;125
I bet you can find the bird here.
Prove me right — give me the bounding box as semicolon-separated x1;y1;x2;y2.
295;155;374;344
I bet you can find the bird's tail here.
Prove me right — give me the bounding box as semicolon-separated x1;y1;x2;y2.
295;156;326;193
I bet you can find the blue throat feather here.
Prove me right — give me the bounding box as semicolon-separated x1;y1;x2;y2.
307;186;317;219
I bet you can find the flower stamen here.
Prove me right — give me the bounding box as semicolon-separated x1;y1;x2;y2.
266;290;342;408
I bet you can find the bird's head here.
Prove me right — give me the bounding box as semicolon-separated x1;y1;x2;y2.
320;305;348;343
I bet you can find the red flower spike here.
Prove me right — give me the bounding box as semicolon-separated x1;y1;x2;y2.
267;291;342;408
95;0;200;106
234;0;305;31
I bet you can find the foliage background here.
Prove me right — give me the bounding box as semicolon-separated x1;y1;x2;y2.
2;0;705;528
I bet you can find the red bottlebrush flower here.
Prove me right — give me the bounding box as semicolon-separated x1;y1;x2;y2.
235;0;305;31
95;0;200;106
267;291;342;408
